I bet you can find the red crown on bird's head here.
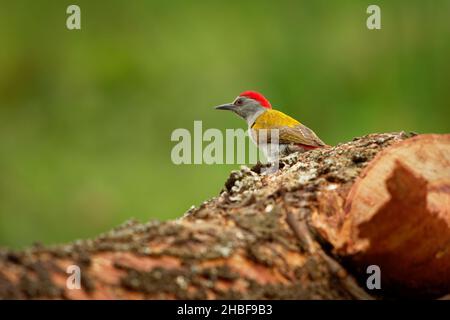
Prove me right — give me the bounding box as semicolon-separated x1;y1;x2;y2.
239;90;272;109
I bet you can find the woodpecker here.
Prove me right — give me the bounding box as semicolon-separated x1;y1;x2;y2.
215;91;327;161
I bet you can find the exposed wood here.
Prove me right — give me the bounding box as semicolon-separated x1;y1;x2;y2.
337;134;450;297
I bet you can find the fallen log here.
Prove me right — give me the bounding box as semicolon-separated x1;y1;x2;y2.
0;132;448;299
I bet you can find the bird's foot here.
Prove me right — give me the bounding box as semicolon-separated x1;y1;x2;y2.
260;161;280;175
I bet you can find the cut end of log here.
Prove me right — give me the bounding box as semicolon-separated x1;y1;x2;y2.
338;134;450;297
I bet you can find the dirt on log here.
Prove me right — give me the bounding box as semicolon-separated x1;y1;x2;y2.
0;132;449;300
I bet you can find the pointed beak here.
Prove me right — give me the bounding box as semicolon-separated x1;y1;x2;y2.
215;103;236;111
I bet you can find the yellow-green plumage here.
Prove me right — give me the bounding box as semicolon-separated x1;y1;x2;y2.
251;109;301;129
251;109;326;147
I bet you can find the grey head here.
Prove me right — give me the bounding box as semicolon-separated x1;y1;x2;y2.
215;95;268;126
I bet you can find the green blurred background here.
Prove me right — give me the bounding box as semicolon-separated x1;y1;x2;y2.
0;1;449;248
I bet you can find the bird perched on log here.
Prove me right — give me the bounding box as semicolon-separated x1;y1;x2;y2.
215;91;328;162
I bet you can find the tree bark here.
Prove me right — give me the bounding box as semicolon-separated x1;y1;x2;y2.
0;132;449;299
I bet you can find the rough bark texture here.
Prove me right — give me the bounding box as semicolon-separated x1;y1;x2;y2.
0;132;449;300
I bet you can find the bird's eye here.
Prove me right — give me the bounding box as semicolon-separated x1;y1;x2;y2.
235;98;244;105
